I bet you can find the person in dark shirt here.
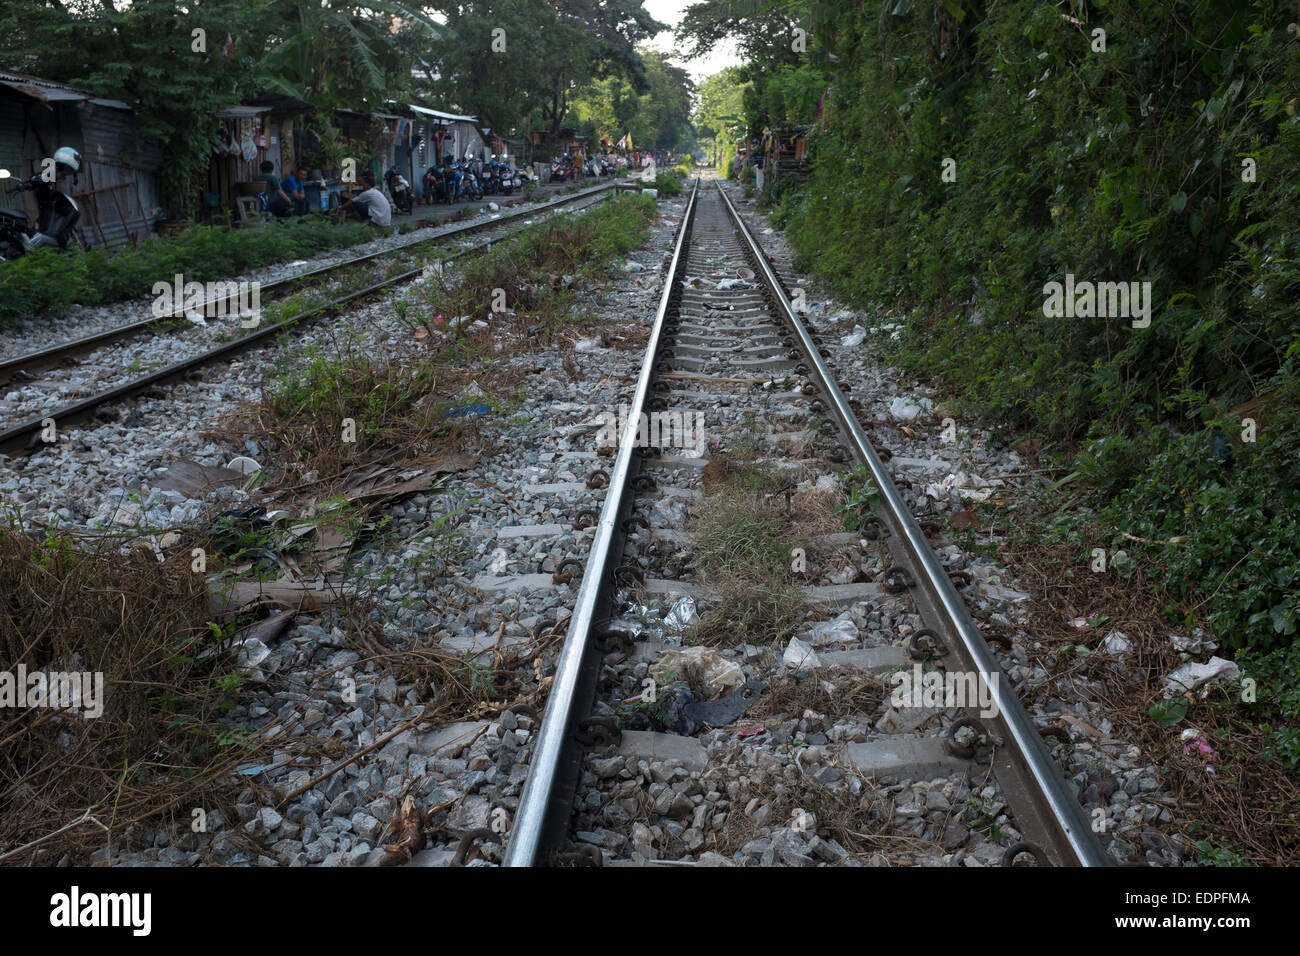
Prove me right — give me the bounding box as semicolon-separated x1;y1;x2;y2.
255;160;291;217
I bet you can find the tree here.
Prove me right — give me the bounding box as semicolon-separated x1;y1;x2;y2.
257;0;446;109
572;50;694;151
694;65;750;166
0;0;260;217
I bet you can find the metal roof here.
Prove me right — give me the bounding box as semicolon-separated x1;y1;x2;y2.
215;105;272;118
0;69;130;110
409;105;478;123
244;93;318;114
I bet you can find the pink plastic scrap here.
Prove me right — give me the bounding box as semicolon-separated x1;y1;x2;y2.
1181;728;1217;773
737;725;766;739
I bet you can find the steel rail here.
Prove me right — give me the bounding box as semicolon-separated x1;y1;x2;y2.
0;181;624;380
715;182;1108;866
503;180;700;867
0;187;622;456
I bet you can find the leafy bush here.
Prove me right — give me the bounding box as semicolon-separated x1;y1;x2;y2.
760;1;1300;668
0;217;377;327
652;172;683;196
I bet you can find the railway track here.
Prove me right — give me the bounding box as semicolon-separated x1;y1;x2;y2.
0;182;630;455
502;180;1109;868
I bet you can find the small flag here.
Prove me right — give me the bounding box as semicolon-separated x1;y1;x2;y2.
223;32;235;59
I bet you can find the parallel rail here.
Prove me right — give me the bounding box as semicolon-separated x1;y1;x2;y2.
504;180;1108;867
0;182;625;383
0;183;626;456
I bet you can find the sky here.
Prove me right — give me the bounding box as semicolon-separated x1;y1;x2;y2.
642;0;741;83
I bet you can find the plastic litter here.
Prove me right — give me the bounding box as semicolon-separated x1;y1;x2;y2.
664;595;698;632
841;326;867;348
889;395;934;420
924;470;1004;503
1169;633;1219;655
803;616;860;647
443;403;491;419
1102;631;1132;655
1181;727;1217;773
226;456;262;475
782;636;822;671
658;645;744;694
1164;656;1241;694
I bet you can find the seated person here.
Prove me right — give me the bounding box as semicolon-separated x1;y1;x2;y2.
282;168;309;216
338;171;391;226
254;160;292;217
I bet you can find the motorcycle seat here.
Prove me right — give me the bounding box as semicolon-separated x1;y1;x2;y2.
0;206;28;223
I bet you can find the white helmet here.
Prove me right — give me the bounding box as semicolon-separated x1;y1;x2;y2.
53;146;80;172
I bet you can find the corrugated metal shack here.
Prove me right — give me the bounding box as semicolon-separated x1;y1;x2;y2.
0;69;161;249
206;95;318;222
409;105;489;200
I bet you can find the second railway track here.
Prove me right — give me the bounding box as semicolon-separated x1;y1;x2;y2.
0;182;629;454
502;180;1109;867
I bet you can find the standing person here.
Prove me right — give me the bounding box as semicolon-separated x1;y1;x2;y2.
255;160;292;217
572;146;584;181
338;170;391;226
282;167;308;216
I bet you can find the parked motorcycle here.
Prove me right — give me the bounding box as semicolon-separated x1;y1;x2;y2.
385;166;414;215
0;147;82;260
488;156;518;195
549;156;574;183
458;160;484;201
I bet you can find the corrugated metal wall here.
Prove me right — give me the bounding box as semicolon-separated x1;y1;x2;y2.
78;104;161;249
0;98;22;173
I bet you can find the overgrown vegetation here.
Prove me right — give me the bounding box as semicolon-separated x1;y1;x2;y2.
685;453;805;646
252;193;656;484
681;0;1300;859
0;524;257;864
652;171;684;195
0;217;376;328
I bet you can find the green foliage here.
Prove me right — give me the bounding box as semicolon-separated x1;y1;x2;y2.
835;466;881;531
707;0;1300;668
419;0;664;140
256;0;442;109
692;66;750;168
582;193;658;260
0;0;258;217
687;0;1300;785
1148;698;1189;727
571;51;695;152
652;172;683;195
0;218;375;327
